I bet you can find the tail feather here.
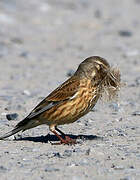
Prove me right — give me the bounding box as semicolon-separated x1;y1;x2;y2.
0;127;23;140
0;117;39;140
0;118;29;140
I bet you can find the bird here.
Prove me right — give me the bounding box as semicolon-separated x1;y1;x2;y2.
0;56;121;144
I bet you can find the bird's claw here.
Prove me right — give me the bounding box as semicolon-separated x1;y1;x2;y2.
50;136;76;145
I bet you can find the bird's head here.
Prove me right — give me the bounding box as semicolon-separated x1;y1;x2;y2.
75;56;121;101
75;56;110;81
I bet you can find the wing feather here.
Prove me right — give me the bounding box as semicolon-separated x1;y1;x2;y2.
26;76;80;119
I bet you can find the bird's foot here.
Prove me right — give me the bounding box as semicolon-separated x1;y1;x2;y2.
64;135;76;144
57;136;76;145
51;136;76;145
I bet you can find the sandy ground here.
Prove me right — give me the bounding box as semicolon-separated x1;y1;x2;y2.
0;0;140;179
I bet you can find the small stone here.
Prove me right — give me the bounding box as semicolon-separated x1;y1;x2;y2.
7;135;16;141
94;9;102;18
132;111;140;116
0;166;7;172
116;117;123;122
1;112;7;116
44;167;59;172
118;30;132;37
135;77;140;86
73;148;83;153
4;151;9;154
6;113;18;120
23;90;31;96
85;148;90;155
109;102;120;112
106;156;111;160
78;158;89;166
53;152;61;158
111;164;124;170
66;162;76;167
0;42;8;57
63;150;72;157
11;37;23;44
20;51;29;58
129;165;134;169
111;164;116;168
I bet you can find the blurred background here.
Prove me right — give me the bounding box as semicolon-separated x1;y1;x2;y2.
0;1;140;180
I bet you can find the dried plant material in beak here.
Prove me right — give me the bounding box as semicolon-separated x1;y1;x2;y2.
99;67;121;102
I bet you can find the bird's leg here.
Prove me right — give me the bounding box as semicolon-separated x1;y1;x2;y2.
55;127;76;144
49;126;76;145
50;129;66;145
55;127;66;136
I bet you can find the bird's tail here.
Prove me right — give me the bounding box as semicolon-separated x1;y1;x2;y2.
0;126;23;140
0;117;31;140
0;117;40;140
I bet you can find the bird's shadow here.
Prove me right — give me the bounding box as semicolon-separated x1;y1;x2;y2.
15;134;103;143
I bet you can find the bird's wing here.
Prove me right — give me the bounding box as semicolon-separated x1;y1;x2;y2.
26;77;80;119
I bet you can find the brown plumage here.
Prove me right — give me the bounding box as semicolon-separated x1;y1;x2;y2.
0;56;121;144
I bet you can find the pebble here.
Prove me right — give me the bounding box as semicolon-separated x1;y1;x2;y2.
21;147;34;152
116;128;127;136
0;42;8;57
78;158;89;166
135;77;140;86
53;152;61;158
1;112;7;116
63;150;72;157
132;111;140;116
129;165;134;169
47;152;62;158
0;165;7;172
85;148;90;155
109;102;120;112
20;51;29;58
118;30;132;37
120;177;132;180
111;164;125;170
94;9;102;18
7;135;16;141
11;37;23;44
66;162;77;167
23;90;31;96
73;148;83;153
44;167;59;172
115;117;123;122
6;113;18;120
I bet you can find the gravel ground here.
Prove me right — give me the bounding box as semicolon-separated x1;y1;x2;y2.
0;0;140;180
